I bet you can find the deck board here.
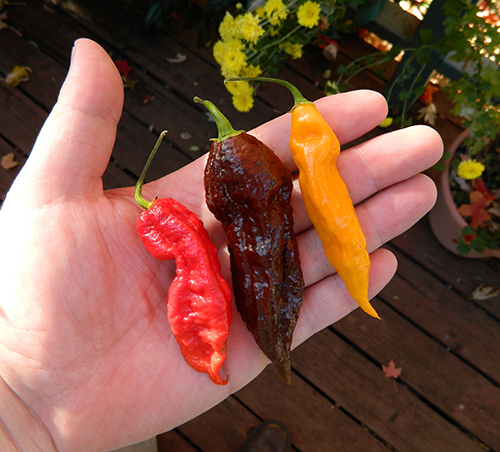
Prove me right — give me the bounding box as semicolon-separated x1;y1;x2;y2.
1;2;500;451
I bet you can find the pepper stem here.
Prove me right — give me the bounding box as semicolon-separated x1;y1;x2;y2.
194;96;243;142
225;77;313;108
135;130;168;210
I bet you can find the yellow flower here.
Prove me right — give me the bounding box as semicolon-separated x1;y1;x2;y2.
457;159;486;180
241;64;262;77
228;80;254;112
255;6;266;18
213;40;226;65
232;92;254;112
379;117;393;128
239;13;265;44
220;45;247;77
219;12;238;41
297;1;321;28
264;0;288;25
282;42;303;59
225;80;251;95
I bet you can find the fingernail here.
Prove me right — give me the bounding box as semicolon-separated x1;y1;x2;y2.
71;38;85;65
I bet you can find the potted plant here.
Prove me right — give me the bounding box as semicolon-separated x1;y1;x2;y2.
425;0;500;257
334;0;500;257
429;128;500;258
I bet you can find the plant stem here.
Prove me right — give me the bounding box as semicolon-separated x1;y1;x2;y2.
135;130;168;210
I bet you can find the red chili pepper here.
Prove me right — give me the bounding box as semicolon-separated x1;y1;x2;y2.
135;132;232;385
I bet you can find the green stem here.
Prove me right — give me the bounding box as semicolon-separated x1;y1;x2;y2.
400;61;428;127
135;130;168;210
225;76;312;108
194;96;243;142
249;25;302;59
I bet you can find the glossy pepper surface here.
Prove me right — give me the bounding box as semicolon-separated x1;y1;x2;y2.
195;97;304;383
135;132;232;385
229;78;379;319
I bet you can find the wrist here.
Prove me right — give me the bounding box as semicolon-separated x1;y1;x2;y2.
0;376;58;452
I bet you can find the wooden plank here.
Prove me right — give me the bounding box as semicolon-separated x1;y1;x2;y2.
390;217;500;318
333;302;500;449
176;396;261;452
33;0;277;133
381;247;500;383
4;0;229;160
113;111;191;182
234;366;390;451
0;83;47;153
156;430;199;452
292;329;486;452
0;27;63;109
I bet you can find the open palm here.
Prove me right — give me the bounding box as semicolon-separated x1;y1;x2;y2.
0;39;442;452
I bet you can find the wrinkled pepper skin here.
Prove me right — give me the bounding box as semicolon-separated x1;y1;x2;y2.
205;132;304;384
137;197;232;385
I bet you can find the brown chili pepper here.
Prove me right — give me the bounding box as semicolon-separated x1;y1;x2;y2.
228;77;379;319
195;97;304;384
135;132;232;385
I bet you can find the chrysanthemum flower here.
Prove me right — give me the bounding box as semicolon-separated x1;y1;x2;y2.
241;64;262;77
282;42;303;59
219;12;238;41
457;159;486;180
264;0;288;25
229;81;254;112
297;1;321;28
232;92;254;112
221;53;247;77
239;13;265;44
213;40;226;65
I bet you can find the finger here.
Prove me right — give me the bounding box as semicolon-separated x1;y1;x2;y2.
298;173;436;286
339;124;443;205
12;38;124;206
250;90;389;168
292;248;398;348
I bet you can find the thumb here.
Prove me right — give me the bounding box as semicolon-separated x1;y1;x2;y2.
9;38;124;207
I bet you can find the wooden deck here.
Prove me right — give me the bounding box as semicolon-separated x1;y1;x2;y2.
1;1;500;451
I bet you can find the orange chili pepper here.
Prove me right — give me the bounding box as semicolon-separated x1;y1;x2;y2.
228;77;379;319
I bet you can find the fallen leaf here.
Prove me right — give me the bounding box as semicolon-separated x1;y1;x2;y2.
4;66;32;87
115;60;131;78
379;117;393;128
166;53;187;63
382;360;402;379
60;0;93;22
141;95;155;105
474;178;496;202
322;43;338;60
122;76;138;90
1;152;20;170
0;11;8;30
471;285;500;300
417;102;437;126
458;190;491;228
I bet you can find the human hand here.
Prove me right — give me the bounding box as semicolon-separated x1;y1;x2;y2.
0;39;443;452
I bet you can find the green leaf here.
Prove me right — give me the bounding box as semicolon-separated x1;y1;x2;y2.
419;28;434;45
398;90;411;102
336;64;347;75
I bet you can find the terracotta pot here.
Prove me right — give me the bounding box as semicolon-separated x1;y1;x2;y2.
429;128;500;259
